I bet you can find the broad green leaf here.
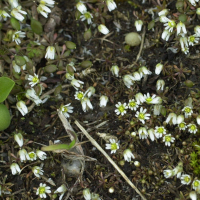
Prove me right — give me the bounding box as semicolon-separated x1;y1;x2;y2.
0;77;15;102
31;18;43;35
10;17;20;30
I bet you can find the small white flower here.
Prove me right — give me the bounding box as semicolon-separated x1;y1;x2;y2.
71;79;84;90
32;166;44;178
189;0;198;6
60;103;74;118
188;35;199;46
166;113;177;125
158;9;169;16
128;99;139;111
164;20;176;32
27;73;40;87
28;151;37;161
177;21;187;35
98;24;109;35
189;191;197;200
156;80;165;91
0;10;10;21
187;123;198;134
148;129;155;141
192;180;200;191
173;162;183;178
138;127;148;140
159;15;169;23
83;188;91;200
40;0;55;8
26;88;42;105
37;3;51;18
177;115;184;124
123;149;135;162
182;47;189;54
182;106;193;118
180;36;188;49
11;6;27;22
100;95;108;108
155;63;163;75
180;174;191;185
133;71;142;81
76;2;87;14
155;126;166;138
66;73;74;80
36;150;47;160
8;0;19;9
14;133;23;147
18;149;30;162
163;169;174;178
161;29;171;41
45;46;55;59
12;60;21;73
12;31;26;45
143;93;156;104
138;66;152;77
81;97;93;112
115;102;128;116
135;20;143;31
54;184;67;200
135;107;150;124
80;11;93;24
110;65;119;77
135;93;145;104
10;163;21;175
74;91;84;101
178;122;187;131
153;105;162;116
36;183;51;199
16;101;28;116
106;0;117;12
123;74;135;88
196;115;200;125
163;134;175;146
194;25;200;37
85;86;95;98
105;139;119;154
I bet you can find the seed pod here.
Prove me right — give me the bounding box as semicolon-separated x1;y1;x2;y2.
44;65;58;73
66;41;76;50
84;29;92;41
80;60;92;68
125;32;141;46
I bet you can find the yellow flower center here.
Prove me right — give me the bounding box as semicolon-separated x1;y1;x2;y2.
165;136;171;142
138;113;145;120
157;127;164;133
184;176;190;183
77;93;83;100
29;152;35;159
194;181;199;187
168;20;176;27
111;143;118;150
190;125;196;131
129;101;136;107
39;187;45;194
63;107;68;113
84;12;91;19
184;107;191;113
189;36;195;42
146;98;152;103
32;77;39;83
118;105;125;113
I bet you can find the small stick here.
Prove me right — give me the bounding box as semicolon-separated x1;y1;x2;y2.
75;120;147;200
136;26;146;62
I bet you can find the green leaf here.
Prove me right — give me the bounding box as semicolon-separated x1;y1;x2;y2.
10;17;20;30
31;18;43;35
0;77;15;102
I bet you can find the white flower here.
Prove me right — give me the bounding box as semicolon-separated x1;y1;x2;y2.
138;127;148;140
173;162;183;178
161;29;171;41
163;169;174;178
135;107;150;124
158;9;169;16
177;115;184;124
197;115;200;125
27;73;40;87
123;74;135;88
28;151;37;161
76;2;87;14
54;184;67;200
180;36;188;49
134;161;140;167
36;183;51;198
40;0;55;8
138;66;152;77
37;3;51;18
135;20;143;31
10;163;21;175
8;0;19;9
123;149;135;162
164;20;176;32
166;113;177;125
155;63;163;75
26;88;42;105
188;35;199;46
11;6;27;22
100;95;108;108
74;91;84;101
187;123;198;134
91;193;101;200
98;24;109;35
81;97;93;112
32;166;44;178
105;139;119;154
16;101;28;116
60;103;73;118
177;21;187;35
180;174;192;185
133;71;142;81
192;180;200;191
18;149;30;162
156;80;165;91
163;134;175;146
0;10;10;21
143;93;157;104
153;105;162;116
36;150;47;160
178;122;187;130
45;46;55;59
14;133;23;147
182;106;193;118
148;129;155;141
182;47;189;54
80;11;93;24
159;16;169;23
106;0;117;12
71;79;84;90
194;25;200;37
189;191;197;200
154;126;166;138
12;60;25;73
128;99;139;111
12;31;26;45
85;86;95;98
135;93;145;104
189;0;198;6
115;102;128;116
110;65;119;77
83;188;91;200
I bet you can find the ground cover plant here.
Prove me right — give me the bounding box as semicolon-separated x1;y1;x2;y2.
2;0;200;199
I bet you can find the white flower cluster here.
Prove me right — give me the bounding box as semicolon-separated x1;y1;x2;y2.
83;188;101;200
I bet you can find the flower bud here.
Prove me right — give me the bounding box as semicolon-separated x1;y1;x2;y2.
14;132;23;147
